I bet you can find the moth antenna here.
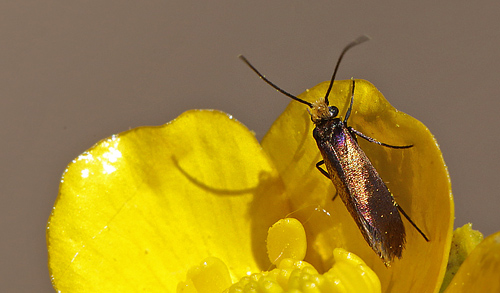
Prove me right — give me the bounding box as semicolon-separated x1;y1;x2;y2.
324;35;371;105
239;55;313;107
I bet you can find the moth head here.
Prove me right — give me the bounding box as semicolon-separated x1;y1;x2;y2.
309;97;339;124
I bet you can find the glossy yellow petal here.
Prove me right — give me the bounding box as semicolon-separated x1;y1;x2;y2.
47;110;287;292
440;223;483;292
444;230;500;293
261;80;453;292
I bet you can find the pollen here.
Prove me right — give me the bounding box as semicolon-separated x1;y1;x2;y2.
267;218;307;265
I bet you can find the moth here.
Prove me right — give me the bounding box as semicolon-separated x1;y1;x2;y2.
239;35;428;265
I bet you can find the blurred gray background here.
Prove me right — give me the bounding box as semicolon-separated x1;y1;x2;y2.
1;1;499;291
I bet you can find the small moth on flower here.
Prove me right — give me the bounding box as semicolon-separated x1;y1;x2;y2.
240;35;429;266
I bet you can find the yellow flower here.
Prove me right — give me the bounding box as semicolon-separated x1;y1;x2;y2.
47;80;498;292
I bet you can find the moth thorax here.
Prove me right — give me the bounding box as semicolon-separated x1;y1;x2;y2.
309;98;332;123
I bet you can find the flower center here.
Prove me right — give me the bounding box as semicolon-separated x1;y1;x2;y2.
178;218;381;293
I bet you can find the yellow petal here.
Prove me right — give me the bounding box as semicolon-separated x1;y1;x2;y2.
47;110;286;291
261;80;454;292
444;230;500;292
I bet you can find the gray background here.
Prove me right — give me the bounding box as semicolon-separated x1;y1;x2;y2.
1;1;499;292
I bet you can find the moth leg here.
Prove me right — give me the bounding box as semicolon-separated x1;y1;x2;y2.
316;160;330;178
316;160;339;202
396;204;430;242
343;78;355;123
349;127;413;149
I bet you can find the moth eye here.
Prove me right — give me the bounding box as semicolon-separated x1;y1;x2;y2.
328;106;339;117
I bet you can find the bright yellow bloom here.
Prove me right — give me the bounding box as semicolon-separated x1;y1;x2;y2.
47;80;499;292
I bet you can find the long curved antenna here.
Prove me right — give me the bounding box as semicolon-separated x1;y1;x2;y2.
239;55;313;108
324;35;371;105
